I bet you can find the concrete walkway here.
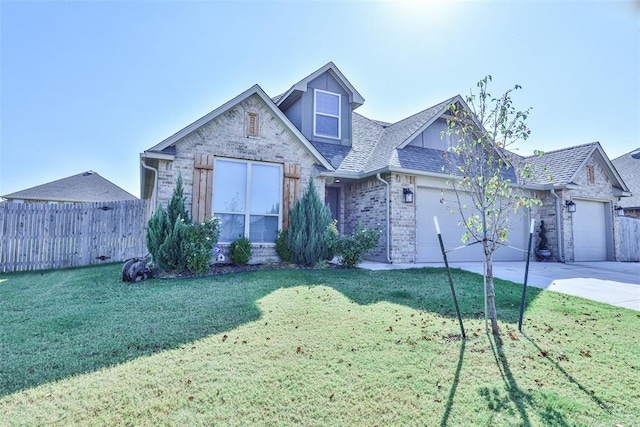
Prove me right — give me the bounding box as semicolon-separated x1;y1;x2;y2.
358;260;640;311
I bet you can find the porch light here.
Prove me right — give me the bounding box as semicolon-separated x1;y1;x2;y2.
615;205;625;217
403;188;414;203
565;200;576;213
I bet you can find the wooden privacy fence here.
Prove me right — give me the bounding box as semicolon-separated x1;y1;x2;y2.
0;200;149;273
617;216;640;262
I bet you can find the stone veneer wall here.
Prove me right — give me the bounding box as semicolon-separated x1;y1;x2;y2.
154;93;324;263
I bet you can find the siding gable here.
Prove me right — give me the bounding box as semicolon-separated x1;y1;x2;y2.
282;71;353;147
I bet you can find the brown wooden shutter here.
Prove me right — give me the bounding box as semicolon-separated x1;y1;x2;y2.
282;163;301;231
247;113;259;136
192;154;214;222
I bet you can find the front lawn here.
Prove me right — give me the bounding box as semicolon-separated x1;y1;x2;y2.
1;264;638;426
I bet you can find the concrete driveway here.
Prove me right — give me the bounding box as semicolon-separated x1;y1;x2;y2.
359;260;640;311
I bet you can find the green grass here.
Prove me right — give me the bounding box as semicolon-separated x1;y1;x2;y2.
1;264;639;426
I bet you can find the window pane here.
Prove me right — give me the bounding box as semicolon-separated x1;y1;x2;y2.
316;115;339;138
250;164;280;214
250;215;278;243
216;213;245;242
214;160;246;212
316;92;339;116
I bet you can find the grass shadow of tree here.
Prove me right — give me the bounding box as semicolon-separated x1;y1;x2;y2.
482;332;571;426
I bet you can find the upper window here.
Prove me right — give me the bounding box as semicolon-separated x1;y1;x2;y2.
314;89;341;139
213;159;282;243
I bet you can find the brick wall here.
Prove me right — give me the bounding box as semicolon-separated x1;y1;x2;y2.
154;93;324;263
537;158;622;263
342;175;388;262
389;173;416;263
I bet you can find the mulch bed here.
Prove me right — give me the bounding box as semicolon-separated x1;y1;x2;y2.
155;262;345;279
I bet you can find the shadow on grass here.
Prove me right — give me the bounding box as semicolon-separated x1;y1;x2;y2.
0;264;540;396
483;332;570;427
522;334;610;413
440;340;466;427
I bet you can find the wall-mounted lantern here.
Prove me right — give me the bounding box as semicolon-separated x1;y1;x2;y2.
403;188;414;203
565;200;576;213
615;205;625;217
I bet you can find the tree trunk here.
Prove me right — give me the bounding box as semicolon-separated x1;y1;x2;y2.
485;254;500;335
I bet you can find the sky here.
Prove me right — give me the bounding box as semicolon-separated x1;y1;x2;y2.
1;0;639;198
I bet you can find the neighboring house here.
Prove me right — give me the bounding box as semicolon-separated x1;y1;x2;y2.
140;62;630;264
612;148;640;219
2;171;138;203
524;143;630;262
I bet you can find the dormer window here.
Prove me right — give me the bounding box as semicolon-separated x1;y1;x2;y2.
314;89;341;139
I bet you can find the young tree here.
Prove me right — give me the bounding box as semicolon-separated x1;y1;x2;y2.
443;76;540;336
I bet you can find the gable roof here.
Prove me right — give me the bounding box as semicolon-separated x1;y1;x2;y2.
143;84;334;171
365;96;460;172
2;171;137;203
524;141;630;192
276;62;365;110
612;148;640;208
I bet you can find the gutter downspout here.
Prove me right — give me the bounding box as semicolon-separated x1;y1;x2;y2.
550;188;565;262
376;173;392;263
140;157;159;213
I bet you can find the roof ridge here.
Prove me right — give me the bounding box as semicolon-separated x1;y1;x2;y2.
385;95;458;129
525;141;599;159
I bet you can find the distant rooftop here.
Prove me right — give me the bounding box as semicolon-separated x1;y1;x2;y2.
2;171;138;203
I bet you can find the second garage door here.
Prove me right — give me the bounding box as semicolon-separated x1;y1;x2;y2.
416;187;529;262
572;200;609;261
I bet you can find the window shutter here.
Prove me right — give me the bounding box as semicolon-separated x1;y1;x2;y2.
247;113;259;137
192;154;214;222
282;163;301;231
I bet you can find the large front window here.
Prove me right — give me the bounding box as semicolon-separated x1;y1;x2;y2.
213;159;282;243
314;89;341;139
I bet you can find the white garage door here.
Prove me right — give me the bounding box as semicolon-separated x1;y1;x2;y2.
573;200;608;261
416;187;528;262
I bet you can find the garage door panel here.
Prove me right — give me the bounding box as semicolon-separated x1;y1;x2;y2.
573;200;607;261
416;188;527;262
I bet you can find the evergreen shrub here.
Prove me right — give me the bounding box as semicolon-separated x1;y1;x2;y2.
286;179;333;265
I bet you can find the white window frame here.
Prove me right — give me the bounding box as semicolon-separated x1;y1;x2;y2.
313;89;341;140
212;158;283;244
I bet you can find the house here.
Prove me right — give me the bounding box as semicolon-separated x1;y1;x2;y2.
525;143;630;262
612;148;640;219
2;171;138;203
140;62;630;264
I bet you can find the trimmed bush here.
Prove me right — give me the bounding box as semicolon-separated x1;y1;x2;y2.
146;175;221;274
286;179;333;265
184;218;222;275
329;222;382;268
275;230;291;263
230;236;252;265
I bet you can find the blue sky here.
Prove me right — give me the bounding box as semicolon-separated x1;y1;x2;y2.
1;0;638;198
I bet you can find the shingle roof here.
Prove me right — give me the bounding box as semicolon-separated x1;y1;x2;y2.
523;142;599;185
397;146;448;174
363;97;458;172
2;171;138;203
612;148;640;208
